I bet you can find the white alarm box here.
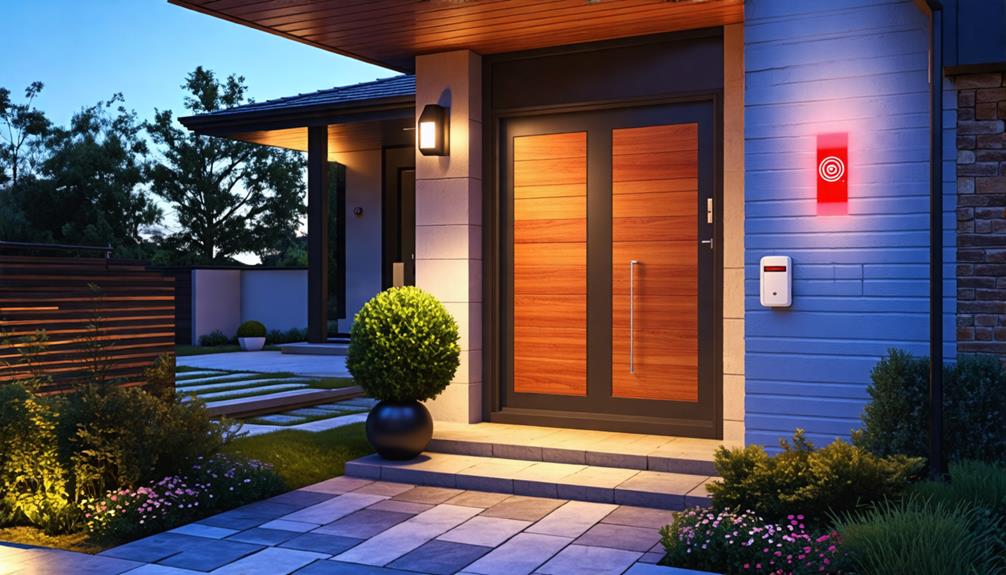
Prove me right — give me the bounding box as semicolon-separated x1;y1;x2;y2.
760;255;792;308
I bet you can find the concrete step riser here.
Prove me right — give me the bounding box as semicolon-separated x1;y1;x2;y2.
426;438;717;477
345;458;712;512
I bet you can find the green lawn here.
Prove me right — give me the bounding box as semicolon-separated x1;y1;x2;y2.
222;423;371;489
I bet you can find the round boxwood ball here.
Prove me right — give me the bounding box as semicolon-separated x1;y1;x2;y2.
237;320;266;338
347;287;461;403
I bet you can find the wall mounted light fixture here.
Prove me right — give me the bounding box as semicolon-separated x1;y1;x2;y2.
418;104;449;156
817;132;848;215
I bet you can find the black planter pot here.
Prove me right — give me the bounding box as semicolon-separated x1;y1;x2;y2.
366;400;433;460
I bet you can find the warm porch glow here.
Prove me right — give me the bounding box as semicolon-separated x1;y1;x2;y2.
417;104;448;156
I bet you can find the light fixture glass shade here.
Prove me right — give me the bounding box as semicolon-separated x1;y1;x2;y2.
417;104;448;156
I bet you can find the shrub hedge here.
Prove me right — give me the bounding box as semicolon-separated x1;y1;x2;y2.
709;430;923;525
856;350;1006;462
236;320;266;338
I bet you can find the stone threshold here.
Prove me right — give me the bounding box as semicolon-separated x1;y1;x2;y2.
345;451;716;511
428;421;731;476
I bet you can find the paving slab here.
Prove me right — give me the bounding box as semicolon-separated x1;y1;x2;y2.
573;523;662;552
313;509;414;538
600;505;677;530
386;540;492;575
299;561;413;574
102;532;214;563
175;373;258;386
535;544;641;575
301;476;373;495
525;501;617;538
288;412;368;432
179;378;311;394
197;383;308;400
438;515;531;547
280;533;364;555
392;485;465;505
480;495;566;522
226;527;301;546
157;538;263;571
256;413;308;424
280;492;387;525
333;504;481;566
167;523;239;539
209;547;330;575
462;532;572;575
207;388;322;409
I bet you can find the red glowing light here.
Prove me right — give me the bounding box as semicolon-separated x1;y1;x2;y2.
817;132;848;215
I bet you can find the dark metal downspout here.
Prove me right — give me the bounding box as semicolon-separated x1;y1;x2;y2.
925;0;946;478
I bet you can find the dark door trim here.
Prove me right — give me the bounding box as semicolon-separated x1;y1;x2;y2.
381;146;416;289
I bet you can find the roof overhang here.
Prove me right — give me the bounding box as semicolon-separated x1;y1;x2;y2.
179;94;415;136
180;94;416;162
168;0;744;73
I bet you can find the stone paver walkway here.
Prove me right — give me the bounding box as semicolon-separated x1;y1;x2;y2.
177;351;351;379
0;478;715;574
175;367;371;436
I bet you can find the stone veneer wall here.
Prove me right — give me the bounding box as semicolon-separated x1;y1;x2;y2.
956;71;1006;356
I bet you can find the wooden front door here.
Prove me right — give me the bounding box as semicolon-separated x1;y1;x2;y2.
498;101;719;437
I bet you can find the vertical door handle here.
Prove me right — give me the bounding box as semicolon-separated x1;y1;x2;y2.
629;259;639;374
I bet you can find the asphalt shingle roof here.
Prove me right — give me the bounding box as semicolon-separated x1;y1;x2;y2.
198;74;415;118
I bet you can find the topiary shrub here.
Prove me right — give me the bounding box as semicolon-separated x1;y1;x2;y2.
236;320;266;338
856;350;1006;462
347;287;460;402
709;429;923;526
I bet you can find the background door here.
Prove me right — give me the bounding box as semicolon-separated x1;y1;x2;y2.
498;101;719;437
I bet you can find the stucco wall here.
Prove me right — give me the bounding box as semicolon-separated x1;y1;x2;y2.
191;269;241;342
339;149;384;333
240;269;307;332
743;0;956;446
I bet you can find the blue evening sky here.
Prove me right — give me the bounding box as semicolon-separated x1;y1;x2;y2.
1;0;394;126
2;1;395;262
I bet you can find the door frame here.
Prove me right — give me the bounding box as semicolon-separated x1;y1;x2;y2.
485;95;723;438
381;145;416;289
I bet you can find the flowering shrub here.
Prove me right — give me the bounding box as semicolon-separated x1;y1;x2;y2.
660;507;845;575
83;454;282;540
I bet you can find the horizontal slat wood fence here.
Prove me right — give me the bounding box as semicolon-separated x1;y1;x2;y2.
0;250;175;392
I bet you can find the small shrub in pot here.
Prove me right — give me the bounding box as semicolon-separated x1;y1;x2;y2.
347;287;460;459
236;321;266;352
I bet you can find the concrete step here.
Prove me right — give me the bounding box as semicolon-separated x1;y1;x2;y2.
178;377;314;394
278;342;349;356
427;422;723;477
345;452;715;511
175;372;258;386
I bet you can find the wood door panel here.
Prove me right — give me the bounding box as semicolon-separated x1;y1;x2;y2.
612;216;696;242
613;178;697;196
612;123;699;154
515;131;586;161
514;219;587;244
513;131;587;397
611;123;699;403
514;157;588;187
612;150;698;181
515;183;586;200
515;196;586;221
613;192;697;217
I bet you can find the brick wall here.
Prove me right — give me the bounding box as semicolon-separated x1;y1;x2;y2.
956;71;1006;356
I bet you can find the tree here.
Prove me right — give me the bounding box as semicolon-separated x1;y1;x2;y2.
146;67;306;263
0;90;159;252
0;81;50;189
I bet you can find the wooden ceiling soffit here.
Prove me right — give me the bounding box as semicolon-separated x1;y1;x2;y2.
168;0;744;73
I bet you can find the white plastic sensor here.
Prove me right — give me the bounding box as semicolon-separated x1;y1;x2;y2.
760;255;792;308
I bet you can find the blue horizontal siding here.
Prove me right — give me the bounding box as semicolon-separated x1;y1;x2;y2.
743;0;955;447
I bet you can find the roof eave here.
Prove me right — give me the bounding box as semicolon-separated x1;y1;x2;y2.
179;95;416;136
